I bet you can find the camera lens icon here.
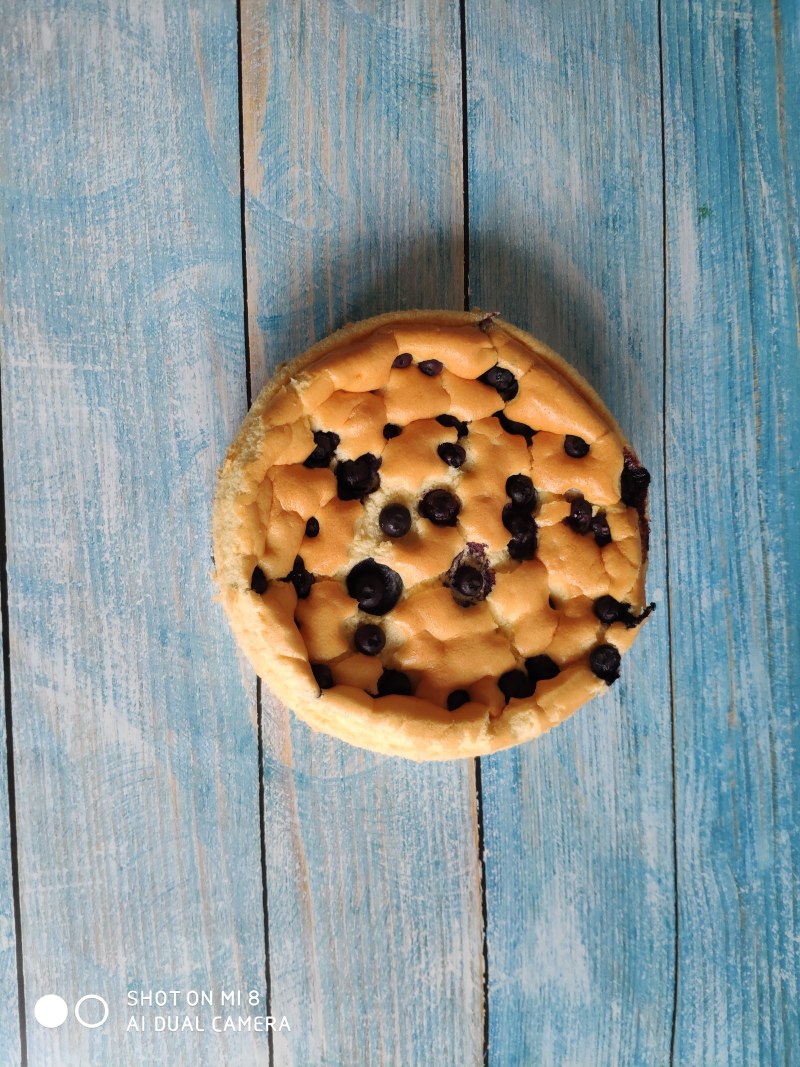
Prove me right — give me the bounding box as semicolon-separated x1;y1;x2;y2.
33;995;68;1029
34;993;108;1029
74;994;109;1028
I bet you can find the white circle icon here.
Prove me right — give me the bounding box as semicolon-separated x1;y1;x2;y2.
74;993;109;1028
34;994;68;1028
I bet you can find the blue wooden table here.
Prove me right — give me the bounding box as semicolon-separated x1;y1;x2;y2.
0;1;797;1064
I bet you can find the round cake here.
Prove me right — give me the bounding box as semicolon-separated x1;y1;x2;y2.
212;310;654;760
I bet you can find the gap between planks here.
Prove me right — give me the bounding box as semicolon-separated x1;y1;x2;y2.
0;357;27;1064
236;1;274;1065
460;1;490;1063
657;0;681;1062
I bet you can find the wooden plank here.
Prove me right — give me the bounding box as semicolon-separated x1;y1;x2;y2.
0;3;267;1063
466;1;676;1062
662;1;800;1061
0;605;21;1063
240;2;484;1064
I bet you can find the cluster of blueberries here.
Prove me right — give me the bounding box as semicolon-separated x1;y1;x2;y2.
563;454;651;548
250;555;652;704
247;353;653;708
301;353;544;508
565;494;611;546
502;474;538;560
319;591;652;702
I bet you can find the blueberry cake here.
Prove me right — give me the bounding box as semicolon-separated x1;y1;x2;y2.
212;310;654;760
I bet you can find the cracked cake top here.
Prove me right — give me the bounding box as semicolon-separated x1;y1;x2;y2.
212;309;654;760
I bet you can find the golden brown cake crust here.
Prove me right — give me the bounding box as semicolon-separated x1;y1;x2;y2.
212;310;653;761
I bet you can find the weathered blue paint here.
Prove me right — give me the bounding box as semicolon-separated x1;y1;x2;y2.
0;629;20;1064
0;0;798;1062
0;2;266;1063
467;1;676;1062
240;1;484;1064
663;1;800;1062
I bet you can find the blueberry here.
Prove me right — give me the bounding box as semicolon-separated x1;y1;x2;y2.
447;689;470;711
505;474;536;509
620;459;651;509
592;511;612;547
525;655;560;683
436;414;469;438
478;365;519;401
507;526;538;560
303;429;340;469
304;517;320;538
311;663;334;690
418;359;443;377
614;600;643;627
498;669;535;703
383;423;403;440
589;643;622;685
446;549;492;605
281;556;314;599
335;453;382;501
345;559;403;615
354;623;386;656
437;442;466;468
418;489;461;526
392;352;413;368
565;497;593;535
379;504;412;539
452;565;484;599
594;596;655;629
494;410;536;445
502;505;536;536
593;595;623;623
377;669;413;697
503;509;538;560
250;565;268;594
564;435;590;458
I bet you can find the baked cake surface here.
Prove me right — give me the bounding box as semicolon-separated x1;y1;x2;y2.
212;310;654;760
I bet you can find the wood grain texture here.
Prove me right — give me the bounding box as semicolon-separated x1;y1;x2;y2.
1;1;796;1064
240;2;484;1064
0;2;267;1063
0;620;21;1064
663;1;800;1062
467;1;676;1062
